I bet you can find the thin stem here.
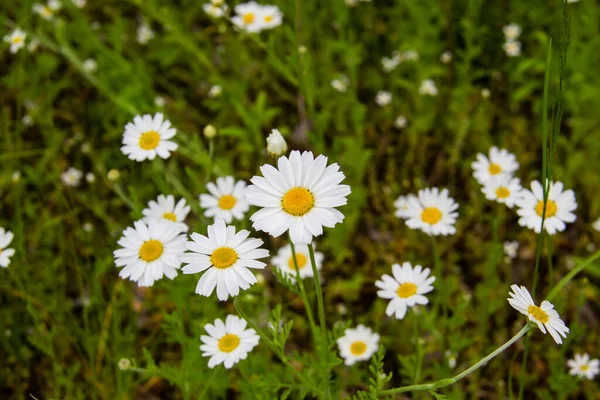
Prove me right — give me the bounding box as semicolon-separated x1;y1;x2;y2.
517;336;530;400
413;314;423;384
547;237;554;286
289;239;318;340
546;250;600;302
199;368;218;400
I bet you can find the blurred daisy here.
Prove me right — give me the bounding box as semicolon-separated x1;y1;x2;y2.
481;176;522;208
33;1;61;20
232;2;265;32
154;96;166;108
137;23;155;45
260;5;283;29
593;218;600;232
394;194;417;220
471;146;519;185
337;325;380;366
440;50;452;63
419;80;438;96
271;243;323;281
3;28;27;54
203;2;228;17
503;240;519;259
61;167;83;187
481;88;491;98
266;129;287;156
82;58;97;73
142;194;191;232
394;115;407;129
404;188;458;236
85;172;95;183
375;91;392;106
568;353;599;380
445;350;458;369
208;84;222;98
516;180;577;234
503;41;521;57
182;218;269;301
331;75;350;93
200;315;259;369
375;262;435;320
503;23;521;40
381;51;402;73
72;0;86;8
246;150;351;244
200;176;249;223
0;227;15;268
403;49;419;61
507;284;569;345
121;113;178;161
113;219;187;287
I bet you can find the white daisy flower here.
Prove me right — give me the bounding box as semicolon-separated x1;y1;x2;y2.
61;167;83;187
381;52;402;73
503;40;521;57
85;172;95;183
120;113;178;161
182;219;268;301
568;353;599;380
137;23;155;45
337;325;380;366
481;176;523;208
82;58;97;73
481;88;491;98
419;79;438;96
113;219;187;287
516;180;577;235
259;5;283;29
593;218;600;232
375;91;392;106
503;23;521;40
394;194;417;220
375;262;435;320
142;194;191;233
0;227;16;268
271;243;324;281
203;2;228;18
404;188;458;236
266;129;287;157
471;146;519;185
331;75;350;93
33;1;60;20
232;2;265;33
507;285;569;345
440;50;452;64
503;240;519;259
200;315;260;369
246;150;351;245
3;28;27;54
394;115;407;129
199;177;249;224
208;84;222;98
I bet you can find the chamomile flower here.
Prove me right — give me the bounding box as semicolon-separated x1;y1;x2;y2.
208;84;222;98
82;58;97;73
200;315;260;369
375;262;435;320
61;167;83;187
271;243;324;281
199;177;249;223
503;23;521;41
419;79;438;96
375;91;392;106
507;285;569;345
331;75;350;93
266;129;288;157
33;1;61;20
260;5;283;29
568;353;599;380
3;28;27;54
113;219;187;287
246;150;351;245
593;218;600;232
182;218;268;301
394;115;407;129
440;50;452;63
403;49;419;61
516;180;577;235
404;188;458;236
72;0;86;8
394;194;417;219
503;40;521;57
136;23;155;44
232;2;265;32
0;227;16;268
381;51;402;73
337;325;380;366
142;194;191;232
471;147;519;185
503;240;519;259
121;113;178;161
203;2;228;17
481;176;522;208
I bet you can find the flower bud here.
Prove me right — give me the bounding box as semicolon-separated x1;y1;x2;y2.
203;124;217;139
266;129;287;157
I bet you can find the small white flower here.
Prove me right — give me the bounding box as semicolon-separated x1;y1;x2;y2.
259;5;283;29
22;115;33;126
404;188;458;236
593;218;600;232
204;124;217;139
375;262;435;320
507;284;569;345
503;23;521;41
33;1;61;20
503;40;521;57
83;222;94;232
72;0;86;8
182;218;269;301
208;84;222;98
394;194;417;220
200;315;260;369
344;0;357;6
0;227;16;268
85;172;95;183
232;2;266;33
481;176;523;208
419;80;438;96
381;51;402;73
246;150;351;245
203;2;229;17
331;75;350;93
3;28;27;54
120;113;178;161
394;115;407;129
11;171;21;182
107;169;120;181
199;177;249;224
266;129;287;156
113;219;187;287
567;0;579;3
445;350;457;369
375;91;392;106
154;96;166;108
440;50;452;64
403;50;419;61
481;88;491;98
471;146;519;185
337;325;380;366
61;167;83;187
142;194;191;233
567;353;599;380
118;358;131;370
82;58;97;73
271;243;323;281
503;241;519;260
137;23;155;45
81;142;91;153
516;180;577;235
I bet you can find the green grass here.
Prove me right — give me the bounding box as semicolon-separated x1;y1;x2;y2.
1;0;600;399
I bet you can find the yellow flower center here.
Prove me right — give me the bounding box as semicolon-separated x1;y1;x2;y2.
496;187;511;199
421;207;442;225
11;36;23;44
218;194;237;210
488;163;502;175
218;333;240;353
265;15;273;23
211;247;238;269
243;13;255;24
350;341;367;356
581;364;589;372
42;6;52;16
527;305;549;324
139;239;164;262
287;253;307;270
162;212;177;221
535;200;557;218
282;187;315;216
396;282;417;298
139;131;160;150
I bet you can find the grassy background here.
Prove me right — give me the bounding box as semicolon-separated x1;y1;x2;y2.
1;0;600;398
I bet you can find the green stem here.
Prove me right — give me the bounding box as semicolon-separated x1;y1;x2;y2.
546;250;600;302
289;240;318;340
413;314;423;384
199;368;218;400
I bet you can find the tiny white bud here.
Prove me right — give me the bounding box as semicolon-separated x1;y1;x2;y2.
203;124;217;139
266;129;287;157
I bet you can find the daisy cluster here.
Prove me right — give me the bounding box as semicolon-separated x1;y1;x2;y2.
203;0;283;33
503;23;522;57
